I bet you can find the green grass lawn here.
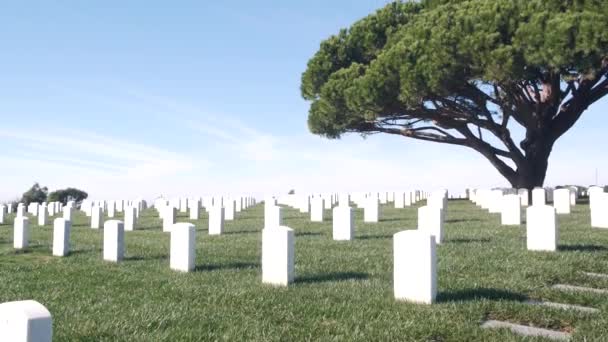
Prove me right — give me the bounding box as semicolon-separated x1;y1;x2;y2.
1;200;608;341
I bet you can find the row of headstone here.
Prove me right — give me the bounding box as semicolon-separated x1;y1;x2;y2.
470;188;570;251
472;186;580;209
0;221;440;341
0;201;111;226
470;187;583;227
153;195;256;234
261;220;437;305
277;190;428;226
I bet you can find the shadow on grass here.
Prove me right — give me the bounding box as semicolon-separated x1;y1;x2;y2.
69;248;101;256
446;238;491;244
358;234;393;240
380;218;407;223
296;232;323;237
296;272;369;284
224;230;259;235
558;244;608;252
446;218;483;223
438;288;527;303
125;254;168;261
137;226;163;231
195;262;259;272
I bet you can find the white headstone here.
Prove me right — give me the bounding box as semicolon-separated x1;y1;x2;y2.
115;199;124;213
526;205;558;252
339;194;350;207
224;199;235;221
0;205;5;224
62;206;73;222
394;230;437;304
591;192;608;228
103;220;124;262
38;204;48;226
532;188;546;206
264;205;282;229
124;206;136;231
488;190;503;213
29;203;39;216
394;192;405;209
299;196;310;213
428;192;447;211
91;206;102;229
209;205;225;235
189;199;200;220
0;300;52;342
418;205;444;244
310;197;324;222
235;197;242;213
405;191;413;206
17;205;25;218
553;188;571;214
171;222;196;272
364;198;379;223
262;226;294;286
333;206;354;241
13;217;29;249
107;201;115;218
83;201;92;217
569;188;577;206
323;195;332;209
589;186;604;211
518;189;529;206
52;218;71;257
163;207;176;232
379;192;388;204
501;194;521;225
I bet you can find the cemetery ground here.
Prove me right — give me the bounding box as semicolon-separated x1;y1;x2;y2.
1;200;608;341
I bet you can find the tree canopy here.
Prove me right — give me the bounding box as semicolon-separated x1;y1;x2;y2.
301;0;608;188
20;182;48;205
48;188;88;206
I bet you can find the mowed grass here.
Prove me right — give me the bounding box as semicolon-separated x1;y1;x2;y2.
1;200;608;341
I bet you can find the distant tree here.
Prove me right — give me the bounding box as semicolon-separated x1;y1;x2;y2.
301;0;608;190
20;183;48;205
48;188;88;206
288;189;296;195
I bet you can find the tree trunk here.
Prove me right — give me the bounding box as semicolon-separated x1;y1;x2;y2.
509;160;548;190
507;138;553;191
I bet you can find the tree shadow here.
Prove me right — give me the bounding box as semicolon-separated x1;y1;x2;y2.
296;272;369;284
558;244;608;252
446;238;491;244
195;262;259;272
358;234;393;240
437;288;527;303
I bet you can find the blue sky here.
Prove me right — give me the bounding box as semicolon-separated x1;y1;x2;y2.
0;1;606;201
